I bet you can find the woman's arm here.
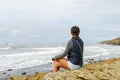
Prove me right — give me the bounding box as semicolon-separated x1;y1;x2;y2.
52;40;73;60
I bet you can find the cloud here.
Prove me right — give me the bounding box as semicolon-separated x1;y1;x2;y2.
0;29;27;37
10;29;26;36
0;0;120;43
0;0;119;24
31;35;40;38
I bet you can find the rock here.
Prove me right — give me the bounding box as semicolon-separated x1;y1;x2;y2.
7;69;13;71
3;72;7;74
86;58;95;63
44;58;120;80
27;75;39;80
10;76;27;80
0;78;9;80
6;57;120;80
100;37;120;45
21;72;27;75
44;69;98;80
35;72;47;80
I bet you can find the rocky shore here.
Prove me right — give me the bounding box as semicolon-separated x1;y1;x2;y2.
7;57;120;80
100;37;120;45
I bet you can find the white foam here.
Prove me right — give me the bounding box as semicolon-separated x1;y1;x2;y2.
0;47;11;50
0;47;64;57
84;46;110;58
31;46;64;51
0;45;113;71
0;47;65;71
84;52;110;59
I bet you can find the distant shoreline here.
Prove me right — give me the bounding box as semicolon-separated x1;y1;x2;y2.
99;37;120;45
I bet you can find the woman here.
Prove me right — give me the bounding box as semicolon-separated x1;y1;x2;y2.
52;26;84;72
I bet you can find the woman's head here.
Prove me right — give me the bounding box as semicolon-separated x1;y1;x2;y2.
71;26;80;38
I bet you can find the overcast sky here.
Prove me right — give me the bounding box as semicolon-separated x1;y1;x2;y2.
0;0;120;44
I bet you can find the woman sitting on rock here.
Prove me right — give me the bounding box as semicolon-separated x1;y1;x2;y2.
52;26;84;72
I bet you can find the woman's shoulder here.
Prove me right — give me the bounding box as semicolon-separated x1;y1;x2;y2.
67;39;73;45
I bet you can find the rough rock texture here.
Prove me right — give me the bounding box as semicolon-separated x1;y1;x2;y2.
7;58;120;80
10;76;27;80
44;58;120;80
100;37;120;45
9;73;47;80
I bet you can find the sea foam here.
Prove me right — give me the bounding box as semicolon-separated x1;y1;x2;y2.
0;44;119;71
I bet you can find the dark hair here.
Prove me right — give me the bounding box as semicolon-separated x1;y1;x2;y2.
71;26;80;35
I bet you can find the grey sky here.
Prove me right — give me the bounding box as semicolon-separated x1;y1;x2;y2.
0;0;120;43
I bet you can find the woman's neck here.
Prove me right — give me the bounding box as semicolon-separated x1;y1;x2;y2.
72;36;79;39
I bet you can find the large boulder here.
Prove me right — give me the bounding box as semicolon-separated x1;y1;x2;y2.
44;58;120;80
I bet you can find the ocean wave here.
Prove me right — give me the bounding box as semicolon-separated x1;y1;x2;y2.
0;45;113;71
0;46;110;58
31;46;65;51
0;47;12;50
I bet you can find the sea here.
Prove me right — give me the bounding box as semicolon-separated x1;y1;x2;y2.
0;42;120;72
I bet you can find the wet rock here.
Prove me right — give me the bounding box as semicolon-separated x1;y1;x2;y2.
21;72;27;75
87;58;95;63
3;72;7;75
7;69;13;71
